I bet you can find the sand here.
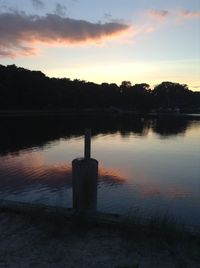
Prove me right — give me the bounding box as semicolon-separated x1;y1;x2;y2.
0;210;200;268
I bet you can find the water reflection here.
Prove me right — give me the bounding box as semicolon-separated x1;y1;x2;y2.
0;115;200;226
0;152;126;197
152;117;188;138
1;151;191;200
0;115;198;156
99;167;126;186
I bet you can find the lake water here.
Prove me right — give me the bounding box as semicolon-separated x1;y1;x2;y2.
0;114;199;227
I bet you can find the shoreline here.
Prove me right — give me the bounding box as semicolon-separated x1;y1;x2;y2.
0;109;200;117
1;199;200;267
0;199;199;234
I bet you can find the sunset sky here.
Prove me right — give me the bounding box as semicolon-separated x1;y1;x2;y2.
0;0;199;90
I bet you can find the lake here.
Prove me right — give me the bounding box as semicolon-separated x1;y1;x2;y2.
0;114;199;227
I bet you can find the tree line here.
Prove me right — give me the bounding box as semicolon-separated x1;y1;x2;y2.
0;64;199;112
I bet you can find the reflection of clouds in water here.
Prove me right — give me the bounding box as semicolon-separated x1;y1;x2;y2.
132;176;192;199
0;150;195;199
99;166;126;186
0;152;72;192
0;152;193;199
0;153;126;196
1;151;45;167
138;184;192;198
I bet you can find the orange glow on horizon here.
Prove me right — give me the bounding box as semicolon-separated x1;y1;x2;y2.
45;62;200;91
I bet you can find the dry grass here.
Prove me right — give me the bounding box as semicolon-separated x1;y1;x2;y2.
0;202;200;267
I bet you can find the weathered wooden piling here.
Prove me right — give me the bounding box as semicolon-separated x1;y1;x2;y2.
84;128;91;159
72;129;98;212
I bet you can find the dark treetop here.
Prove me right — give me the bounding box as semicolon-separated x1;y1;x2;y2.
0;64;199;112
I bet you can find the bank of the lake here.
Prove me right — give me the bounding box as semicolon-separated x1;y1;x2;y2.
1;201;200;268
0;108;200;117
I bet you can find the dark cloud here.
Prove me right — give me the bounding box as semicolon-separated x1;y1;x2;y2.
31;0;45;10
55;3;67;17
0;12;129;58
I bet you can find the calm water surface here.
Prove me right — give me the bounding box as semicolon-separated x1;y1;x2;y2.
0;115;199;227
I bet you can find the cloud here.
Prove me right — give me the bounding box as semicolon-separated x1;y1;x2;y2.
148;9;169;21
55;3;67;17
148;9;200;23
0;12;129;58
104;13;112;21
31;0;45;9
180;10;200;19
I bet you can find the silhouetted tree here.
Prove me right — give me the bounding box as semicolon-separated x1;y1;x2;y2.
153;82;191;109
0;65;199;112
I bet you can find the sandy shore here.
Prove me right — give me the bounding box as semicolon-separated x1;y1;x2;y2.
0;208;200;268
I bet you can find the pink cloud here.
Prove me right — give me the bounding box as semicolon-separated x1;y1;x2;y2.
180;10;200;19
0;12;130;58
148;9;169;21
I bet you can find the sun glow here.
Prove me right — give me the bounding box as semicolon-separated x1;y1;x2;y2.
45;59;200;90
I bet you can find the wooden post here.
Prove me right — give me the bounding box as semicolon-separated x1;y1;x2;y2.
72;129;98;212
72;158;98;212
84;128;91;159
